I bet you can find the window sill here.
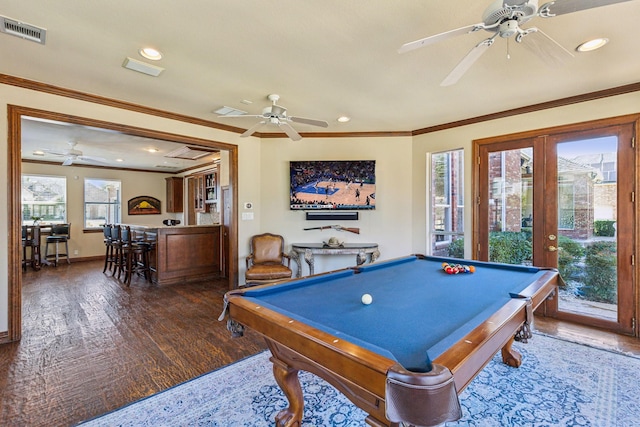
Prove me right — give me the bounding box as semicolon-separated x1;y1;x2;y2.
83;228;103;234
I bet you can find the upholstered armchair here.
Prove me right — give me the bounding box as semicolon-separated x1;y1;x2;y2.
244;233;293;286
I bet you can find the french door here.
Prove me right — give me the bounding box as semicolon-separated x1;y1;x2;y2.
474;118;636;335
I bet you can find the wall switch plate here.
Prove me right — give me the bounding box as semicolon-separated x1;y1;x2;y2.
242;212;254;220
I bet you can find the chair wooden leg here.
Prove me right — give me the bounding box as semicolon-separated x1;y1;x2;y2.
103;245;110;273
125;250;133;286
144;250;152;283
112;247;121;277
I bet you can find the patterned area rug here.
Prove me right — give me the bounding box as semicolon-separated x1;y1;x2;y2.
80;334;640;426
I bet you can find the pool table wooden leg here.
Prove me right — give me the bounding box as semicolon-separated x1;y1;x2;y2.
271;357;304;427
501;336;522;368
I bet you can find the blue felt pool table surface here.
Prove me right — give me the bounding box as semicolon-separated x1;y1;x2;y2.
240;255;550;371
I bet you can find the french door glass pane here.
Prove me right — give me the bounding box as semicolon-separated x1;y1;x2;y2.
487;148;533;265
556;137;618;321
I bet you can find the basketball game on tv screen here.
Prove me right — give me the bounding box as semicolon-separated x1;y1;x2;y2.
290;160;376;210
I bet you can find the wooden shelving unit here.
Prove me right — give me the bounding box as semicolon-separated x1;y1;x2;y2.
194;169;218;213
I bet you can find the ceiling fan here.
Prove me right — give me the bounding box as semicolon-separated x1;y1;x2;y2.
219;94;328;141
399;0;632;86
42;141;107;166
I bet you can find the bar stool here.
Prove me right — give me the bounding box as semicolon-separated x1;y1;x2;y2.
110;225;126;279
22;225;42;271
122;227;153;286
44;223;71;266
102;224;116;273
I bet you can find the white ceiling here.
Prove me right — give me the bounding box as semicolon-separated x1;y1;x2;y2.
20;118;219;172
4;0;640;169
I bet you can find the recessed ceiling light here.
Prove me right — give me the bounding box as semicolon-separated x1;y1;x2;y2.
115;158;124;162
32;150;45;156
139;47;163;61
146;147;159;153
337;116;351;123
576;38;609;52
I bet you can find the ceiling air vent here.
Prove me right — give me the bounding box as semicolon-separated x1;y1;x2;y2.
164;146;218;160
0;15;46;44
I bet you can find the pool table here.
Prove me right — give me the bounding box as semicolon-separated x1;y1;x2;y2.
222;255;559;427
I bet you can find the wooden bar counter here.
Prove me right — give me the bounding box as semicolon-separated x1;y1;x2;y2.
126;224;221;285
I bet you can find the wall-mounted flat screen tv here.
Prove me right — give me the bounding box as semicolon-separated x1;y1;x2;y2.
290;160;376;210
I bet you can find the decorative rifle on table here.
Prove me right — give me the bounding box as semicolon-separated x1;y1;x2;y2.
303;225;360;234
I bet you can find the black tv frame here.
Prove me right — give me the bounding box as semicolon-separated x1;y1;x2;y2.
290;160;376;211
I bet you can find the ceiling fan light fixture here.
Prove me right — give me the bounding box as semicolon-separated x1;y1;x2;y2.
576;38;609;52
139;47;162;60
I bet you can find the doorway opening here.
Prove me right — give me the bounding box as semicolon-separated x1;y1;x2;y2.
8;105;239;342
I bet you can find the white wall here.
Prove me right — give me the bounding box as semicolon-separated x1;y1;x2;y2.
259;136;413;274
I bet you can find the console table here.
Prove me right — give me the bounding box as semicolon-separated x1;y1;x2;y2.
290;243;380;277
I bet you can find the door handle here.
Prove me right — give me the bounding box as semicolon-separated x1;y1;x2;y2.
547;245;557;252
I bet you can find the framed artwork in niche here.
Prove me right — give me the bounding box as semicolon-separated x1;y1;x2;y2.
128;196;161;215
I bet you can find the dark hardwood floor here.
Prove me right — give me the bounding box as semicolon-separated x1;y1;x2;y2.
0;260;266;427
1;260;638;427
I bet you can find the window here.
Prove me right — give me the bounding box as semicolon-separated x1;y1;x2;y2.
21;174;67;225
84;178;121;228
429;150;464;256
558;181;575;230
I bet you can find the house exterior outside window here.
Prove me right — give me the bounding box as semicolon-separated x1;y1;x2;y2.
429;150;463;256
84;178;121;228
21;174;67;225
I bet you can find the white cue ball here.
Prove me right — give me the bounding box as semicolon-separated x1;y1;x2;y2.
361;293;373;305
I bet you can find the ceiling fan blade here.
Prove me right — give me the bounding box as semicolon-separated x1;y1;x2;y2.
398;23;491;54
518;28;573;67
61;158;74;166
278;122;302;141
240;121;266;138
42;148;67;156
441;37;495;86
289;116;329;128
538;0;632;17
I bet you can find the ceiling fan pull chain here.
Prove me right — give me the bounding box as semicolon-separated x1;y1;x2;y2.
506;37;511;60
